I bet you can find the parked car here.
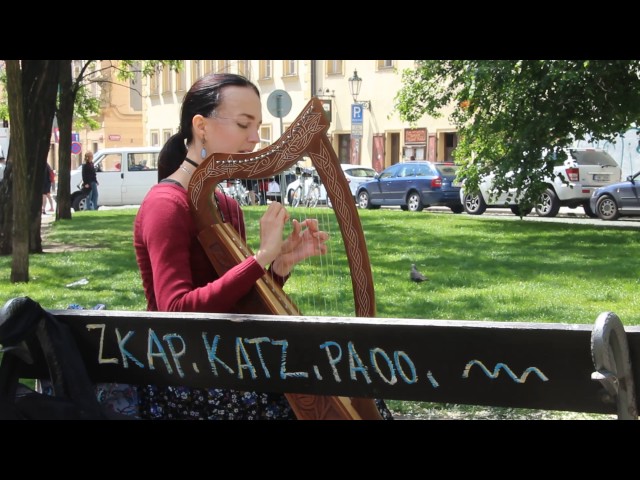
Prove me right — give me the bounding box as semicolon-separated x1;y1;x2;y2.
327;164;377;207
590;170;640;220
69;146;161;211
355;161;464;213
460;148;622;217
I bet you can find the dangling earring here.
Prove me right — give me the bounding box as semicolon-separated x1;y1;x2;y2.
201;137;207;159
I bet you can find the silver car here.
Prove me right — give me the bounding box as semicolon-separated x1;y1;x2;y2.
460;148;621;218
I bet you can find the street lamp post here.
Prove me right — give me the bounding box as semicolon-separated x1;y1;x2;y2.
348;70;371;110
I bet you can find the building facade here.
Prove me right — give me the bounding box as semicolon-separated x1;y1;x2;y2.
142;60;459;172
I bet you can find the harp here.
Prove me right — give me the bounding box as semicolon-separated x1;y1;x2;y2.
188;97;382;420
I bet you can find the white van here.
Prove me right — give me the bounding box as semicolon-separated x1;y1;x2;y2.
69;146;161;211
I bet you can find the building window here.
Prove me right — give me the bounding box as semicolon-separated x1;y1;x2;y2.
238;60;250;78
162;66;171;93
260;125;272;149
217;60;230;73
377;60;394;70
283;60;297;77
150;72;160;96
190;60;202;83
162;129;172;144
151;130;159;146
326;60;343;75
176;67;186;92
260;60;272;80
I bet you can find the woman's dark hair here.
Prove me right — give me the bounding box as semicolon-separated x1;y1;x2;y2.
158;73;261;181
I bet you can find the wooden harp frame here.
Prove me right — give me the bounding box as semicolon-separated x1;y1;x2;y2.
188;97;381;420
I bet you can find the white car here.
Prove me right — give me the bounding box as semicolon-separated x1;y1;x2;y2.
460;148;622;217
285;164;377;207
69;146;161;210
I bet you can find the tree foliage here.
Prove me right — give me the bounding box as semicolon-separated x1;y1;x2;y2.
394;60;640;207
0;59;181;283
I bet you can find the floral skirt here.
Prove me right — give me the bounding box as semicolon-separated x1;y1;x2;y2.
138;385;393;420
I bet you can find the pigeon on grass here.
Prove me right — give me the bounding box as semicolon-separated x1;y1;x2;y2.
410;264;429;282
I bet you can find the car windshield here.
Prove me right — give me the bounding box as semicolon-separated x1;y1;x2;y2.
435;164;458;176
569;150;618;167
346;168;376;177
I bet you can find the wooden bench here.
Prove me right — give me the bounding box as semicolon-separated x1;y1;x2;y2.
1;296;637;419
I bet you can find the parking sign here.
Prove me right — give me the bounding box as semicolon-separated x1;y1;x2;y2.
351;104;363;124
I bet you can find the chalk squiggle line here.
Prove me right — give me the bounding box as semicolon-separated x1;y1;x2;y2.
462;360;549;383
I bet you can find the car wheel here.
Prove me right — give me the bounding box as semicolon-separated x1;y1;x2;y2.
595;195;620;220
357;190;372;209
582;202;598;218
72;193;88;211
450;204;464;214
462;192;487;215
510;205;532;216
535;188;560;217
406;191;424;212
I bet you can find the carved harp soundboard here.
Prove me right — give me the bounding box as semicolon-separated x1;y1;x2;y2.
188;97;382;420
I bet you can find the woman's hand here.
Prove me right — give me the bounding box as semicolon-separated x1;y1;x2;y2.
254;202;289;268
271;218;329;277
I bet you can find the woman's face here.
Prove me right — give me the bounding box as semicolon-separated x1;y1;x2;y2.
203;86;262;154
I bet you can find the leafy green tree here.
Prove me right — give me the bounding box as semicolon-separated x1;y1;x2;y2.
55;60;181;220
395;60;640;208
1;60;181;283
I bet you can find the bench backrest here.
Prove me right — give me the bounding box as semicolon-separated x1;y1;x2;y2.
2;298;637;419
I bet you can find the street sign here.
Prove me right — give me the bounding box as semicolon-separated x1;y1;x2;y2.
267;89;292;118
71;141;81;155
351;124;363;138
351;104;363;124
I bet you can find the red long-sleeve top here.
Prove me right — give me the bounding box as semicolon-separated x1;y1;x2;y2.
134;182;284;313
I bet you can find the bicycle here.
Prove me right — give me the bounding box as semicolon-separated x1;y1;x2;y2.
223;179;251;206
291;168;321;208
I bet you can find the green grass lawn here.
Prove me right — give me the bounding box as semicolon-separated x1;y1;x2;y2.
9;206;636;326
1;207;637;419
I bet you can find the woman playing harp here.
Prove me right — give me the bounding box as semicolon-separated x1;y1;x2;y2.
133;72;392;420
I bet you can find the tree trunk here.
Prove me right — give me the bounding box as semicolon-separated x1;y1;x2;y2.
23;60;60;253
2;60;60;282
56;60;74;220
5;61;28;280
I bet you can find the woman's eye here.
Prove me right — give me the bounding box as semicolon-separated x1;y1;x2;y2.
237;123;249;129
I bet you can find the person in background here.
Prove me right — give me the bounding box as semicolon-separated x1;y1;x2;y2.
266;177;280;202
133;72;393;420
81;151;99;210
42;163;55;214
0;156;6;184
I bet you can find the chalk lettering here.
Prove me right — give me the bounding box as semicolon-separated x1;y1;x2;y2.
86;324;118;365
236;337;257;379
370;347;396;385
462;360;549;383
394;351;417;384
116;329;144;369
164;334;187;378
147;329;173;374
347;341;372;384
244;337;272;378
273;339;308;379
426;370;439;387
320;341;343;382
202;332;234;376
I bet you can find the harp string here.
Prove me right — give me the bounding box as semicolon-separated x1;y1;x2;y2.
189;96;377;318
230;171;347;317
